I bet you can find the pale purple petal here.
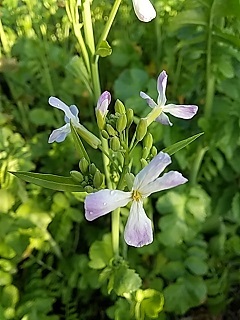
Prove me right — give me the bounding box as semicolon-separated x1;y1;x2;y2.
124;201;153;247
140;91;157;108
48;123;70;143
64;105;79;123
141;171;188;197
155;112;172;126
133;151;171;191
132;0;156;22
85;189;131;221
163;104;198;119
96;91;111;116
49;97;76;121
157;71;168;106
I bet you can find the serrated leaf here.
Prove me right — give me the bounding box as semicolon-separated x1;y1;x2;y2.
96;40;112;57
162;132;204;155
112;265;142;296
10;171;84;192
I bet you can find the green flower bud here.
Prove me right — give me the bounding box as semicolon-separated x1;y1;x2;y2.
136;119;148;141
84;185;94;193
76;124;101;149
79;157;89;174
142;146;150;159
151;146;158;157
89;163;97;175
96;109;105;130
125;172;135;190
140;158;148;168
101;130;109;139
126;108;134;127
70;170;84;183
143;133;153;149
116;114;127;133
106;124;117;136
114;99;126;114
110;136;121;151
93;170;104;188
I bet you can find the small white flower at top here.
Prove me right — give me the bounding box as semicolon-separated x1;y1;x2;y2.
140;70;198;126
132;0;156;22
84;151;187;247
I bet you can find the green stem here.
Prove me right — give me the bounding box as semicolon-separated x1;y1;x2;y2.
204;0;216;118
96;0;122;52
112;208;120;257
190;146;208;186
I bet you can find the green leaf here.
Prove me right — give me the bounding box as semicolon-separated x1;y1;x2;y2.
160;261;186;281
89;234;113;269
136;289;164;319
70;121;90;162
164;275;207;314
9;171;84;192
185;256;208;275
162;132;204;155
96;40;112;57
113;265;142;296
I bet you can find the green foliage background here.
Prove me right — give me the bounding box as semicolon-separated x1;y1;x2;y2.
1;0;240;319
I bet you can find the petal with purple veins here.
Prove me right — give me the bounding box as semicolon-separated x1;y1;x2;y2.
85;189;131;221
124;200;153;247
140;171;188;197
96;91;111;116
133;151;171;191
157;71;168;106
155;112;172;126
49;97;76;121
163;104;198;119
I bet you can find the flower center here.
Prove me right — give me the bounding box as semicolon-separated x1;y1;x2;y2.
132;190;142;201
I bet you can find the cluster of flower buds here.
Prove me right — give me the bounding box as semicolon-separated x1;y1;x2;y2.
70;158;105;193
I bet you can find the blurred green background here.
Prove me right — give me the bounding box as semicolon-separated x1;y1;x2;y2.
0;0;240;319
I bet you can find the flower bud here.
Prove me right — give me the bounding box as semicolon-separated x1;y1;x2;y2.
70;170;84;183
142;146;150;159
125;172;135;190
101;130;109;139
151;146;157;157
84;185;94;193
110;136;121;151
93;170;104;188
143;133;153;149
89;163;97;175
96;109;105;130
114;99;126;114
116;114;127;133
106;124;117;136
79;157;89;174
140;158;148;168
76;124;101;149
136;119;148;141
126;108;134;127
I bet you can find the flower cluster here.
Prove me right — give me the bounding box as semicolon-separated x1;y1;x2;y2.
48;71;198;247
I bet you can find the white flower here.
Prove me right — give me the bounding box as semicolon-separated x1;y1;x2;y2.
132;0;156;22
84;152;187;247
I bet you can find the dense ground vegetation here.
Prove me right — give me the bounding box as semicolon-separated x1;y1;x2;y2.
0;0;240;319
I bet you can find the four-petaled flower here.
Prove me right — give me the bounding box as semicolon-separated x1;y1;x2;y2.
84;152;187;247
140;70;198;126
132;0;156;22
48;97;80;143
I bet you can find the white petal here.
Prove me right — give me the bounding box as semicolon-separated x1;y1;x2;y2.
141;171;188;197
49;97;76;121
48;123;70;143
133;151;171;191
140;91;157;108
163;104;198;119
132;0;156;22
85;189;131;221
157;71;168;106
155;112;172;126
124;201;153;247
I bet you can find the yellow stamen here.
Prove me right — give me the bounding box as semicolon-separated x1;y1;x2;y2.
132;190;142;201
